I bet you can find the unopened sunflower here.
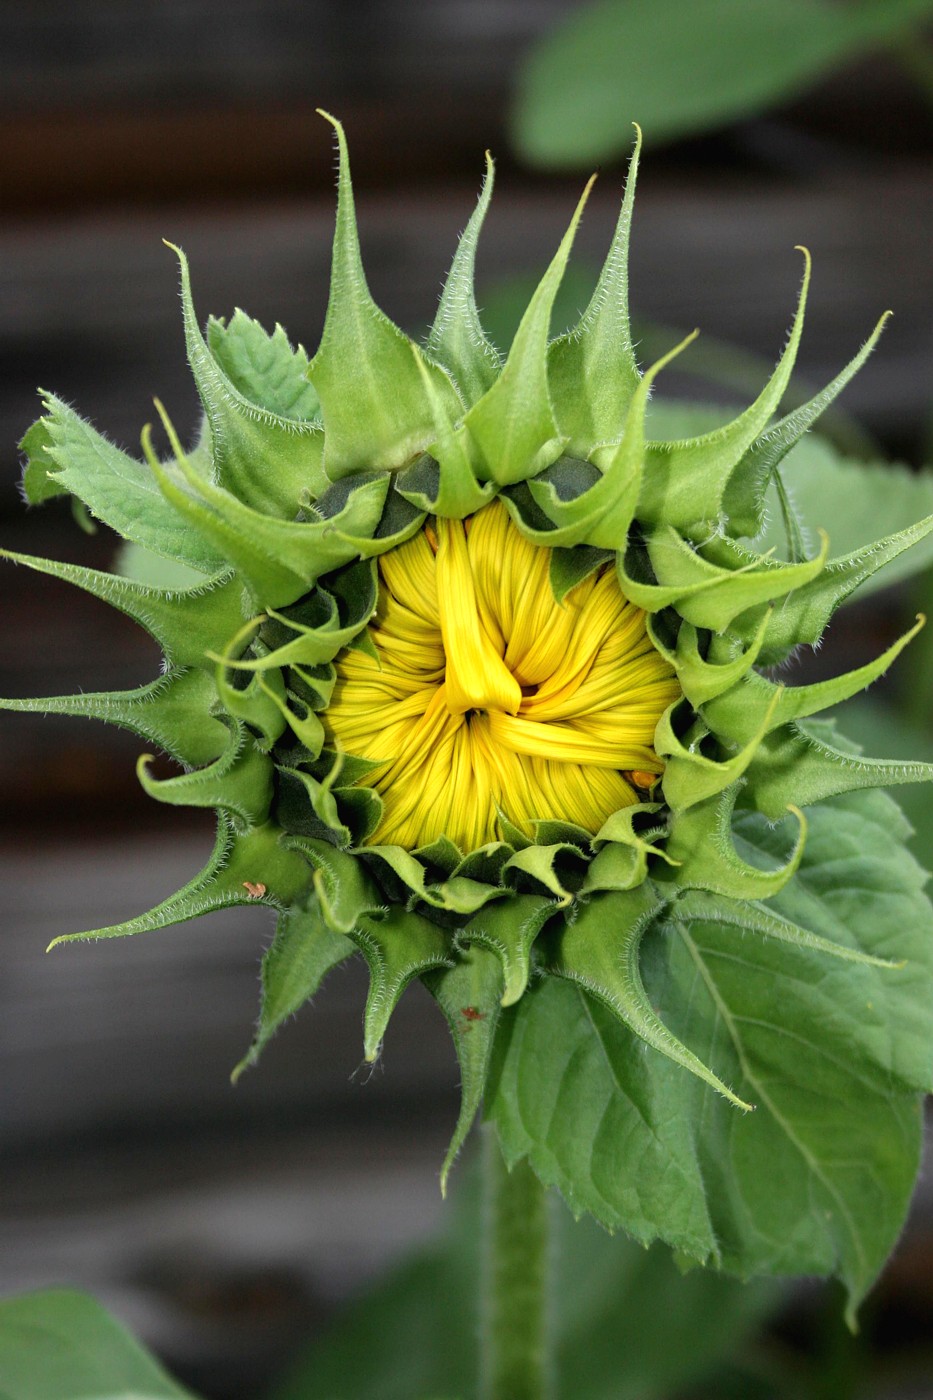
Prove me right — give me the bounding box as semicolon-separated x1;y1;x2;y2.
8;116;933;1310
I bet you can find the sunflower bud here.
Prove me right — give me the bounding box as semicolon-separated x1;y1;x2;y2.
7;115;933;1232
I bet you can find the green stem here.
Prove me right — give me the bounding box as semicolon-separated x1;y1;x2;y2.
482;1129;553;1400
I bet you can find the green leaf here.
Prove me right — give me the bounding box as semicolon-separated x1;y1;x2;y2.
271;1163;779;1400
753;435;933;596
168;244;327;514
512;0;933;165
490;787;933;1314
234;900;355;1080
207;308;321;421
0;1288;197;1398
26;393;227;573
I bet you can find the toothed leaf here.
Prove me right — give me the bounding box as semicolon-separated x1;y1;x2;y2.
169;243;327;514
29;393;227;572
490;786;933;1313
208;308;321;421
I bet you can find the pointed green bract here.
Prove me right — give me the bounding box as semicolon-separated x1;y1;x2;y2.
461;177;595;485
10;121;933;1306
233;901;355;1081
542;883;752;1109
309;113;462;478
426;153;503;405
351;907;453;1061
548;126;642;454
424;945;504;1191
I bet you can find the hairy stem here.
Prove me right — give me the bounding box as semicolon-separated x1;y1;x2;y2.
482;1128;553;1400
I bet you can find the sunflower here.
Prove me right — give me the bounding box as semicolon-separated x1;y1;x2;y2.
7;115;933;1307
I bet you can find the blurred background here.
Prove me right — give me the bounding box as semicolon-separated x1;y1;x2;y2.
2;2;933;1396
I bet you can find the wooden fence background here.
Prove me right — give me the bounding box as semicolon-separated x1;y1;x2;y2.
1;3;932;1395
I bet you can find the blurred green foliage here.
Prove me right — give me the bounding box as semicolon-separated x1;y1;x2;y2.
511;0;933;166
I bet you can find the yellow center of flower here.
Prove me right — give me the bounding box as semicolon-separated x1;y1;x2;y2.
322;500;681;851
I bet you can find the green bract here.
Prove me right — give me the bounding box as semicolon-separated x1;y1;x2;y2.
9;115;933;1313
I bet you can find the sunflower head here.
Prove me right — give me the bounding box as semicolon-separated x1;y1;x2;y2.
8;116;933;1293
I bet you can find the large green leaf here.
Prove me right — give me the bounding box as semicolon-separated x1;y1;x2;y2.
271;1157;779;1400
0;1290;197;1399
489;786;933;1316
512;0;933;165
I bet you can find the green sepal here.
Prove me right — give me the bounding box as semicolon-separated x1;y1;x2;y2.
0;669;229;769
284;836;384;933
657;690;781;814
623;523;828;629
458;894;555;1006
665;790;807;899
256;673;326;755
547;126;642;454
672;889;900;972
718;516;933;662
309;113;462;478
648;612;770;709
514;333;696;549
504;842;587;905
633;250;810;536
350;906;453;1061
277;760;354;845
232;899;355;1081
137;724;273;829
424;944;505;1192
402;348;498;517
48;815;311;948
25;392;227;573
207;307;321;422
703;615;925;745
144;413;388;608
211;619;290;749
747;719;933;821
430;876;510;916
723;311;890;537
166;242;327;514
425;151;502;405
541;884;752;1110
0;547;243;672
586;804;676;892
240;560;377;671
460;179;595;485
548;543;614;603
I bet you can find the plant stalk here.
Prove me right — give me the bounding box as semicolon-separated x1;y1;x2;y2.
481;1127;553;1400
